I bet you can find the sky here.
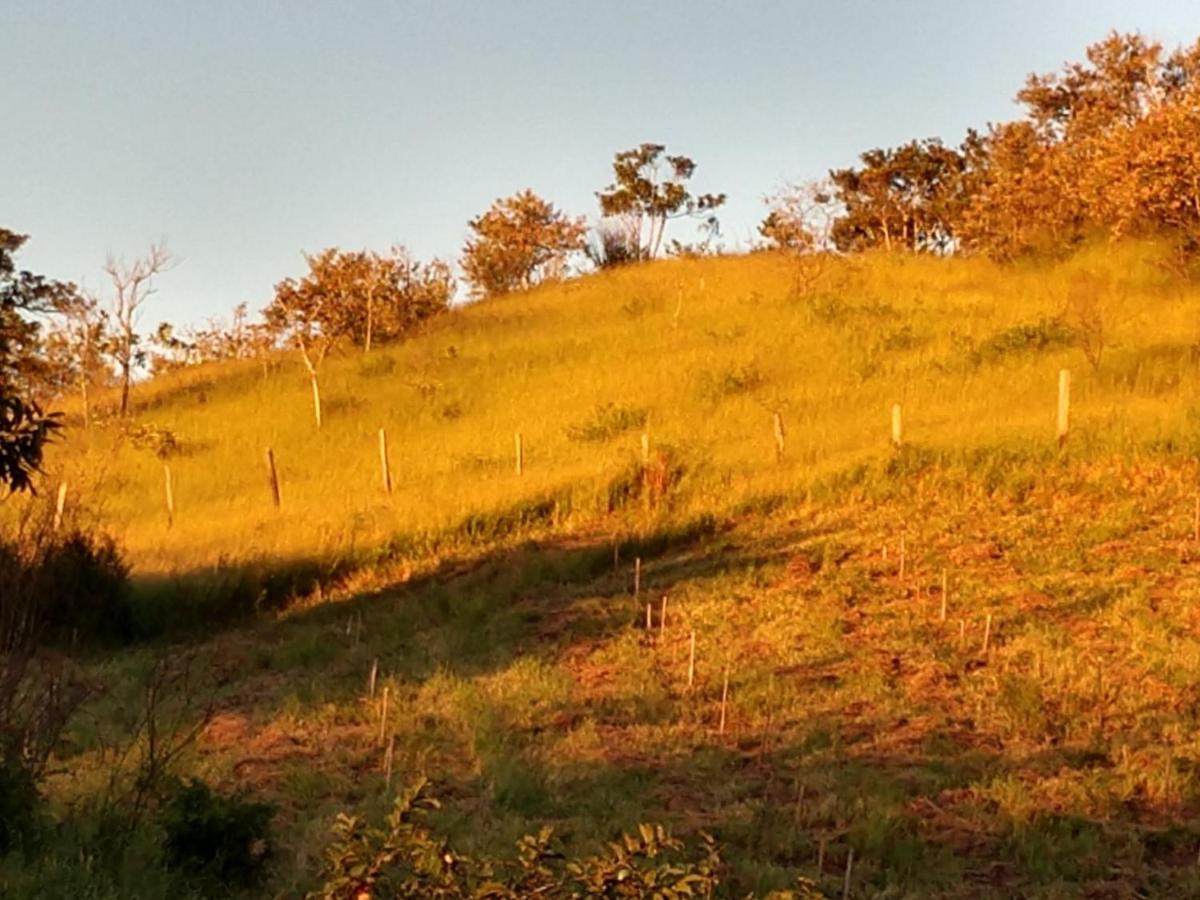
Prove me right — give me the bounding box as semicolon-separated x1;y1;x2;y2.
4;1;1198;327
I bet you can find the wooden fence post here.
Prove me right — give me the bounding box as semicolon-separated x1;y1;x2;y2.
378;428;392;494
265;448;281;508
891;404;903;447
1057;369;1071;445
52;482;68;532
514;432;524;476
163;463;175;528
773;412;786;462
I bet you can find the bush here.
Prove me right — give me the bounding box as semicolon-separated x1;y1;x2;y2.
312;778;823;899
0;524;131;647
971;317;1074;366
565;403;648;443
160;780;273;887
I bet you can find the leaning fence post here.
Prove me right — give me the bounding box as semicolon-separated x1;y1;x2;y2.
1057;369;1071;445
891;403;903;447
378;428;393;494
773;412;786;462
265;448;282;508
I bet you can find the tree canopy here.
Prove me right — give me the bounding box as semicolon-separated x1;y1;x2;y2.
597;143;726;260
461;191;586;298
0;229;71;492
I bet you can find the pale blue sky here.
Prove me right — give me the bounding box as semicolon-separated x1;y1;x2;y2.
4;1;1197;325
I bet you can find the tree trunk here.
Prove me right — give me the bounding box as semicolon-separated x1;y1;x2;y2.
310;372;322;429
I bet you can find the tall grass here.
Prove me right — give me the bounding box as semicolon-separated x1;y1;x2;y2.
32;241;1200;583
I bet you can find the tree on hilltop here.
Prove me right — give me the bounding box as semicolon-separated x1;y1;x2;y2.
461;191;586;298
265;246;452;427
596;143;726;261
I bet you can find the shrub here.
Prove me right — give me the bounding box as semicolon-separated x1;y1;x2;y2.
696;363;764;403
126;423;182;459
565;403;648;443
160;780;273;887
972;317;1074;366
0;523;131;647
312;778;823;899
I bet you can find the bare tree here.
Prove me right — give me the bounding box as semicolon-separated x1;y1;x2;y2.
104;242;174;417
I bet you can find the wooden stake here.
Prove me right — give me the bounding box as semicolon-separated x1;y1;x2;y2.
843;848;854;899
687;630;696;689
891;403;903;447
959;619;966;645
981;614;992;655
1057;369;1070;446
940;568;948;622
641;432;650;466
368;658;378;698
52;482;67;532
378;687;389;745
718;666;730;734
265;447;281;508
773;412;786;462
378;428;392;494
817;838;826;876
514;432;523;476
659;595;668;642
162;463;175;528
383;734;395;788
646;602;652;631
634;557;641;598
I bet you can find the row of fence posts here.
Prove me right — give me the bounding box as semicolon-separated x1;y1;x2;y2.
256;368;1077;512
49;369;1077;525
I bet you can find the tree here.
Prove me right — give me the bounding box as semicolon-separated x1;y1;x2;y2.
957;32;1200;258
264;246;451;427
826;139;968;253
0;229;71;493
461;191;585;298
596;143;726;260
42;290;110;429
104;242;174;416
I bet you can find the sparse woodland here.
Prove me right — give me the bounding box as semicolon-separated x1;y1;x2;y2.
5;31;1200;899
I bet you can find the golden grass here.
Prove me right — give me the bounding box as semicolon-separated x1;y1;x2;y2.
35;241;1199;579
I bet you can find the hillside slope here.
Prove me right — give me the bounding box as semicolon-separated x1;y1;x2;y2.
46;243;1199;582
15;243;1200;898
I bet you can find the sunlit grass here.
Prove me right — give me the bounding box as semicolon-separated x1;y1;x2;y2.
37;241;1200;583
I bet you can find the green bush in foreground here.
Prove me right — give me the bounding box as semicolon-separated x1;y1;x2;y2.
311;777;823;899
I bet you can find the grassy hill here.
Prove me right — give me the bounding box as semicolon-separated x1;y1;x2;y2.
11;243;1200;897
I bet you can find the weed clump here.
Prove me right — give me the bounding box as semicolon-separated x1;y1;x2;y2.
970;317;1074;366
565;403;648;443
